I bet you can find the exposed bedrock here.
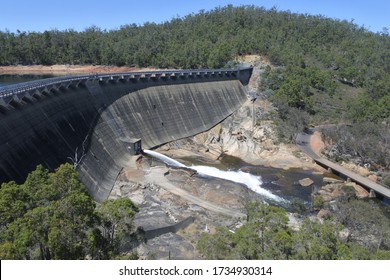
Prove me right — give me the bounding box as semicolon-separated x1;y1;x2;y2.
0;69;251;201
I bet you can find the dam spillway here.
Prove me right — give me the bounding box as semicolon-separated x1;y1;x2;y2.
0;68;252;201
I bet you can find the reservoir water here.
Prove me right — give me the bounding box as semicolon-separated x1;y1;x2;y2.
0;74;57;88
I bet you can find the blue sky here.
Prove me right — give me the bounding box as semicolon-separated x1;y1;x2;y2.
1;0;388;33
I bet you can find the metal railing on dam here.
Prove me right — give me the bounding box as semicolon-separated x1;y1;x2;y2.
0;67;252;202
0;67;252;105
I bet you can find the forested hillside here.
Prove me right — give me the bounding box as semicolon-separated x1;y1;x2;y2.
1;5;388;75
1;5;389;170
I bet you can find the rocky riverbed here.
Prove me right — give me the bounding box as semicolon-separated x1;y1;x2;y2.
110;160;252;259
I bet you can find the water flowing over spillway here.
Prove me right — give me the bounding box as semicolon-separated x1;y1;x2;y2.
143;149;285;202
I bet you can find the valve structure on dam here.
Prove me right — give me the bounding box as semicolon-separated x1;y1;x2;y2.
0;67;253;201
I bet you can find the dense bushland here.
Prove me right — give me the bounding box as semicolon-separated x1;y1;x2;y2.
0;164;141;260
198;201;390;260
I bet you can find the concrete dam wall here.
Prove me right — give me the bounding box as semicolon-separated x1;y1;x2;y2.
0;68;252;201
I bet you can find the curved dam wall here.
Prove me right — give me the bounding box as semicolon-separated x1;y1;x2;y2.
0;68;252;201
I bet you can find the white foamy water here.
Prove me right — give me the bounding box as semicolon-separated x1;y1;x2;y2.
191;165;284;202
144;149;186;168
143;149;285;202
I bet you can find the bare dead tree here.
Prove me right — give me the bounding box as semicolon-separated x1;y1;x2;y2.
68;134;89;170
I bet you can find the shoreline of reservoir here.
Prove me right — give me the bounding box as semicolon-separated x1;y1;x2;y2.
0;64;160;75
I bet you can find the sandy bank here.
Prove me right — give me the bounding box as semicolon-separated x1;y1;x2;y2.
0;64;160;75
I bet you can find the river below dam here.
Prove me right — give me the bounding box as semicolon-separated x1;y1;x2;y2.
144;149;323;210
